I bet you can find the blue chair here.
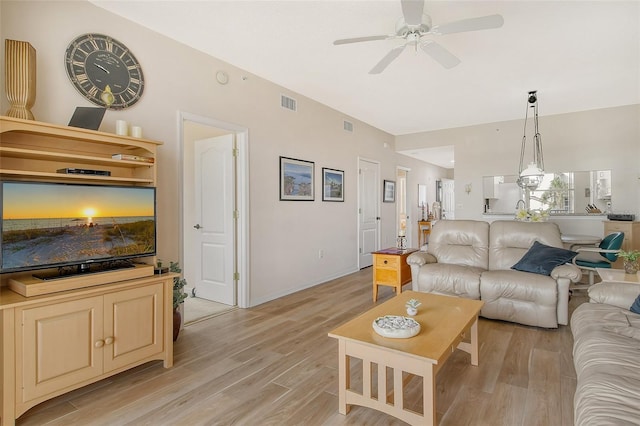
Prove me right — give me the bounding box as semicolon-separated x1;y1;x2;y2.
572;232;624;285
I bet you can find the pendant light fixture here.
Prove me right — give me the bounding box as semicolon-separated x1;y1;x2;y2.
517;90;545;190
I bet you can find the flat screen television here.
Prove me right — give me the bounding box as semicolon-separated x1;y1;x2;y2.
0;181;156;278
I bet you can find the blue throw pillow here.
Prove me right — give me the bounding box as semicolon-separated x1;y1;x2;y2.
511;241;578;276
631;295;640;314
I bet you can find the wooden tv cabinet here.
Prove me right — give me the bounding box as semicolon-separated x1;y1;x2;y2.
0;117;172;425
0;273;176;425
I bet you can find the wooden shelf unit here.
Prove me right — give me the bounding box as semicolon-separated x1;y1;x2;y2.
0;116;170;426
0;116;160;185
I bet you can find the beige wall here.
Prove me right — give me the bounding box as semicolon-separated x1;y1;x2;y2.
0;1;445;306
397;104;640;235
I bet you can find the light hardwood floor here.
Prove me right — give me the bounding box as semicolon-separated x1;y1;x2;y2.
17;268;587;425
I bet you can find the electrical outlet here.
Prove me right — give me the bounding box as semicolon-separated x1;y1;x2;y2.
319;249;324;259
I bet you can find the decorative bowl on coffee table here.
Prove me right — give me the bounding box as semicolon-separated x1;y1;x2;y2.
372;315;420;338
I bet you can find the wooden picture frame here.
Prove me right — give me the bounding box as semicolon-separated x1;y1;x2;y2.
383;180;396;203
280;156;314;201
322;168;344;202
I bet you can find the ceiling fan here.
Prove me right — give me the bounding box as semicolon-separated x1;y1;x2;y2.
333;0;504;74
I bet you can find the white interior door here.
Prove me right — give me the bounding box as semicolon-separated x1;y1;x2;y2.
358;158;380;268
441;178;455;220
191;134;235;305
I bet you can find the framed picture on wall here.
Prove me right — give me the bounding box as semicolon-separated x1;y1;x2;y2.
280;156;314;201
383;180;396;203
322;168;344;202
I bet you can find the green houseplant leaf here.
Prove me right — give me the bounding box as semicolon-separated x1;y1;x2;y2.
618;250;640;262
167;261;188;309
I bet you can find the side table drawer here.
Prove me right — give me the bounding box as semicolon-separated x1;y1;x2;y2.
376;255;399;269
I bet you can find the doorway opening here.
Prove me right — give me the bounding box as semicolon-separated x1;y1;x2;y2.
179;112;249;324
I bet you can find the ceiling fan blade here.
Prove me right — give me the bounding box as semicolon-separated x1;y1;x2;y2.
369;45;406;74
421;41;461;69
433;14;504;35
401;0;425;26
333;35;390;45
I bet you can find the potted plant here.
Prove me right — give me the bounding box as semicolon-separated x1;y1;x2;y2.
617;250;640;274
159;260;188;341
405;298;422;316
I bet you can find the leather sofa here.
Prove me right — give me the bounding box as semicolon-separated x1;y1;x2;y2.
407;220;582;328
571;282;640;425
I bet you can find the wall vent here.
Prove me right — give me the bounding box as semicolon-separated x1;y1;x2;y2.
280;94;297;111
343;120;354;132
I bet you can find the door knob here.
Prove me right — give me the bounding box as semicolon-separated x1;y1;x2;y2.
193;224;202;229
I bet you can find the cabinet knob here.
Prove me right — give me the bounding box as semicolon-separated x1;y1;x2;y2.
383;260;388;264
104;337;114;345
95;340;104;348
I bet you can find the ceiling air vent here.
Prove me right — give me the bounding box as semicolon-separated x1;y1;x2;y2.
280;94;297;111
343;120;354;132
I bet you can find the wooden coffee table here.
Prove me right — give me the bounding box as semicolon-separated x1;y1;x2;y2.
328;291;484;425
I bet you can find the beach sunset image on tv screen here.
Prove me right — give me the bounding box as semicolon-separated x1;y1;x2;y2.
1;182;156;273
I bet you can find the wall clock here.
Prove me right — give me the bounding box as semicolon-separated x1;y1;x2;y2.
65;33;144;110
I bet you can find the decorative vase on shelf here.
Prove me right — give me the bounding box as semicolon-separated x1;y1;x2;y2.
4;39;36;120
624;261;639;275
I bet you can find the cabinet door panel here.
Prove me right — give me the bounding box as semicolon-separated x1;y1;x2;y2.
103;283;164;372
18;296;103;403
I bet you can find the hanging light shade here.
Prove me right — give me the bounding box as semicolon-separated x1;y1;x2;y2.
517;90;544;190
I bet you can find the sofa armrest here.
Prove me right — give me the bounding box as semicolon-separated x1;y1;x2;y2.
407;251;437;267
588;282;640;309
550;264;582;283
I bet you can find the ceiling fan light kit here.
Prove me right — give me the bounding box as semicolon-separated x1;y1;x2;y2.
333;0;504;74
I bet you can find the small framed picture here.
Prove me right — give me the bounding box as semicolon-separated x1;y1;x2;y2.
383;180;396;203
322;168;344;202
280;156;314;201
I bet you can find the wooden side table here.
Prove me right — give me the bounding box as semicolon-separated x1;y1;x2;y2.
372;248;418;302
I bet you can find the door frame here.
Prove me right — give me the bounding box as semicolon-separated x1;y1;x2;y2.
178;111;250;309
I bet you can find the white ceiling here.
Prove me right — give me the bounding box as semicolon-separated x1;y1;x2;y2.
92;1;639;168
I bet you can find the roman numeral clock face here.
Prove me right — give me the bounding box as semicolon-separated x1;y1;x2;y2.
65;34;144;110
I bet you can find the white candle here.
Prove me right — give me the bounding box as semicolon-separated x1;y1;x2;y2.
131;126;142;138
115;120;129;136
